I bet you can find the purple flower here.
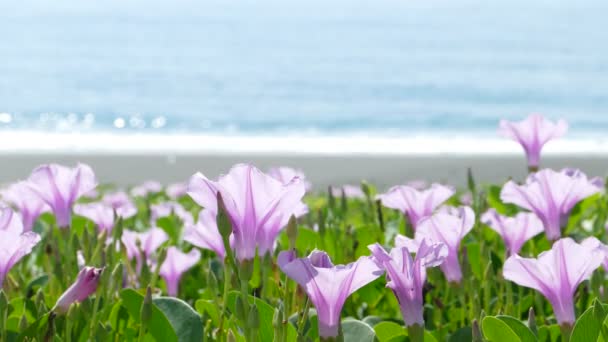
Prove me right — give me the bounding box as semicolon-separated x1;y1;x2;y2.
581;237;608;271
2;182;50;232
27;163;98;228
121;228;168;271
501;168;601;241
369;240;446;327
0;209;41;287
150;202;194;225
102;191;137;219
160;247;201;296
278;250;383;338
166;182;189;199
74;202;116;233
188;164;306;261
406;180;428;191
459;192;473;206
0;206;27;233
330;185;365;199
268;166;312;192
131;181;162;197
54;266;103;313
183;209;226;260
377;184;454;231
503;238;602;325
499;114;568;170
481;209;544;256
397;206;475;283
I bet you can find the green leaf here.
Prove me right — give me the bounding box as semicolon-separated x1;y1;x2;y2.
24;274;48;297
342;319;376;342
570;301;608;342
153;297;203;342
538;325;560;342
119;289;178;342
227;292;275;341
374;321;406;341
482;316;521;342
466;242;482;280
424;330;438;342
486;185;519;215
496;316;537;342
195;299;220;326
449;327;472;342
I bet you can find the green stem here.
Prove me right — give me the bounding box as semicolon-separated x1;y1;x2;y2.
89;291;102;337
297;297;311;337
218;262;232;342
407;324;425;342
240;276;253;341
66;317;73;342
560;323;572;342
138;325;146;342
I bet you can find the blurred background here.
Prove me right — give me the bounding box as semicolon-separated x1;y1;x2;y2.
2;0;607;138
1;0;607;185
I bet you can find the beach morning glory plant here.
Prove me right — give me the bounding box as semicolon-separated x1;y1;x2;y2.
27;163;98;228
0;208;41;288
183;209;226;260
499;114;568;171
53;266;103;313
501;168;601;241
187;164;306;261
278;250;383;340
1;181;49;232
369;240;446;337
397;206;474;284
377;183;454;231
481;209;544;256
159;247;201;296
503;238;602;332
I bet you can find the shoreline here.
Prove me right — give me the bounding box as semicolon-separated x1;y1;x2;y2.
1;152;606;189
2;132;607;188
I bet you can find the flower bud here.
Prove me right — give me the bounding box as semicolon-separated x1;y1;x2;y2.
141;286;153;324
53;267;103;314
286;215;298;249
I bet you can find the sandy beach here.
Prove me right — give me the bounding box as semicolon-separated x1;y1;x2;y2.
1;152;606;190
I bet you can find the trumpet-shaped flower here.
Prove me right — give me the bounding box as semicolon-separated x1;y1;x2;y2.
503;238;602;325
150;202;194;225
102;191;137;219
166;182;188;199
0;208;41;288
121;228;168;271
481;209;544;255
131;181;162;197
27;163;97;228
183;209;226;260
330;185;365;199
160;247;201;296
1;181;49;232
54;267;103;313
377;184;454;230
74;202;116;233
278;250;383;338
398;206;474;283
581;237;608;271
501;168;601;241
499;114;568;170
269;166;312;192
188;164;306;261
369;240;446;327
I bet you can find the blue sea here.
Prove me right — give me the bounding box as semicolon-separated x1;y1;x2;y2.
1;0;607;139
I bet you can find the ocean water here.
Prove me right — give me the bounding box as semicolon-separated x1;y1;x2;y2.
1;0;607;140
